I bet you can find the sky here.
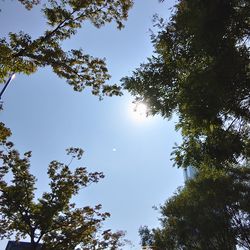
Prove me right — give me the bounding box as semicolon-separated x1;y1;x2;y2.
0;0;184;249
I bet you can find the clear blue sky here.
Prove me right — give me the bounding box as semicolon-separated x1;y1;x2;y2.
0;0;184;249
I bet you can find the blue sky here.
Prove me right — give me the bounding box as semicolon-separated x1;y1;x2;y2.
0;0;184;249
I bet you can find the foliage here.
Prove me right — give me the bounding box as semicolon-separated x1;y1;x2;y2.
139;225;154;249
1;0;133;97
0;136;126;249
122;0;250;167
17;0;40;10
0;122;11;142
140;166;250;250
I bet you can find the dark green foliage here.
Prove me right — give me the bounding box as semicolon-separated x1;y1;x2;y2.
0;122;11;141
0;136;126;249
125;2;250;249
139;225;154;248
1;0;133;97
122;0;250;167
17;0;40;9
141;167;250;250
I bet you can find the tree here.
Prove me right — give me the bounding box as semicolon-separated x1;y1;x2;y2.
17;0;40;10
122;0;250;168
0;136;127;250
138;225;154;249
0;122;11;142
140;167;250;250
0;0;133;98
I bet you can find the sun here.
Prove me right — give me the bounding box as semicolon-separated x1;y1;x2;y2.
129;102;148;122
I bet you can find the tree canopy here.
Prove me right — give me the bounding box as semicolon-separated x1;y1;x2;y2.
139;166;250;250
0;1;135;248
0;132;127;249
16;0;40;10
122;0;250;168
1;0;133;97
123;1;250;249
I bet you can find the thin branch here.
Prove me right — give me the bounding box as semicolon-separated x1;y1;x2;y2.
13;5;105;58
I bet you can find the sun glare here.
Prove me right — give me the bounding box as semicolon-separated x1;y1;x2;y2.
11;74;16;80
129;102;148;122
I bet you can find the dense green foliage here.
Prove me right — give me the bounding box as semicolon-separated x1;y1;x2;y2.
140;167;250;250
123;0;250;168
1;0;133;97
125;1;250;249
0;133;126;249
0;1;135;248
